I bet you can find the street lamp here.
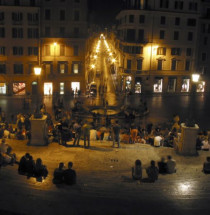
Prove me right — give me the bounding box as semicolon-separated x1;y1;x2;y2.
186;73;200;127
34;66;42;119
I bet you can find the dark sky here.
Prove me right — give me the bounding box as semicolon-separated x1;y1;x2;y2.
88;0;123;25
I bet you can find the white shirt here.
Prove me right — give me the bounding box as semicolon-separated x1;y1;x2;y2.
154;136;163;147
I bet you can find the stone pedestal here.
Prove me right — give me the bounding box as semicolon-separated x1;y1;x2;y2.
174;123;199;156
29;115;48;146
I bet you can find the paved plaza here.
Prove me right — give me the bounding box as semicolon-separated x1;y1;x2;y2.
0;138;210;215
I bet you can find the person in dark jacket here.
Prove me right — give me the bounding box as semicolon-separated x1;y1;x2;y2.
63;162;76;185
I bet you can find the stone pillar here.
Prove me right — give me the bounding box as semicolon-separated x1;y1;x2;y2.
174;123;199;156
29;115;48;146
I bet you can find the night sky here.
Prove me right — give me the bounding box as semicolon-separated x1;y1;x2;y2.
88;0;123;25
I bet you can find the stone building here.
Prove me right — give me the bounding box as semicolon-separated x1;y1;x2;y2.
0;0;88;96
110;0;210;94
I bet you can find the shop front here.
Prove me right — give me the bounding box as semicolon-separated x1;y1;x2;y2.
135;77;141;93
181;78;190;92
167;78;176;92
44;82;53;95
0;83;7;95
71;82;80;95
153;77;163;93
13;83;26;95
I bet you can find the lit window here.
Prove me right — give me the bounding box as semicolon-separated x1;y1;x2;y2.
73;63;79;74
60;82;64;94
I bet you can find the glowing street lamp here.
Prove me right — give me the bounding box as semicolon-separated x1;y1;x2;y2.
34;66;42;119
192;73;200;83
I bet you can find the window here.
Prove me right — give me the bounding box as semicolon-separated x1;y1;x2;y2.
45;9;51;20
139;15;145;23
28;47;38;56
202;53;207;61
160;30;165;39
138;29;144;42
12;12;23;22
14;0;20;5
0;12;4;21
60;82;64;95
157;47;166;55
175;17;180;25
154;78;163;92
171;48;181;55
27;13;38;23
181;78;190;92
0;63;6;74
14;64;23;74
45;27;51;37
137;59;142;70
167;78;176;92
0;27;5;38
187;19;196;26
129;15;134;23
185;60;190;71
60;10;65;21
74;11;79;21
157;60;163;70
0;47;5;55
204;37;208;45
174;31;179;40
72;62;80;74
187;32;193;41
189;2;197;11
74;27;79;38
30;0;36;6
60;27;65;36
160;0;169;8
186;48;192;56
60;45;65;56
171;59;177;70
44;45;51;56
12;28;23;38
59;64;65;74
160;16;166;25
126;29;135;42
174;1;184;9
73;45;79;56
27;28;38;38
123;46;143;54
127;59;131;69
13;47;23;55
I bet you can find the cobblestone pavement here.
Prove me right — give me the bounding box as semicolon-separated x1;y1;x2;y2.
0;139;210;215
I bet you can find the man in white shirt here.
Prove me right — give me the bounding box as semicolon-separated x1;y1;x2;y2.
154;135;163;147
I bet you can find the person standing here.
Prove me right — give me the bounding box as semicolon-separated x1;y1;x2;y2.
112;120;121;148
73;120;82;146
82;121;91;148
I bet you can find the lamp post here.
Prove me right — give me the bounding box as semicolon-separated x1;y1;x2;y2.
34;66;42;119
186;73;200;127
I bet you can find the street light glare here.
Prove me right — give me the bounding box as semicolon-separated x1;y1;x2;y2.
192;74;200;83
54;42;57;46
34;67;42;75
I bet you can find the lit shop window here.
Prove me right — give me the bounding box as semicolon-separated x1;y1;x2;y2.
196;81;205;92
181;79;190;92
125;76;132;92
71;82;80;94
154;78;163;93
60;82;64;95
44;82;53;95
167;78;176;92
135;77;141;93
13;82;25;95
0;83;6;94
73;63;79;74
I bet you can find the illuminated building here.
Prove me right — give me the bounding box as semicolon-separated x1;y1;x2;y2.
0;0;88;96
111;0;210;94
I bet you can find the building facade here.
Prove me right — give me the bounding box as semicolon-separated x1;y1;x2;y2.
0;0;88;96
111;0;210;94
